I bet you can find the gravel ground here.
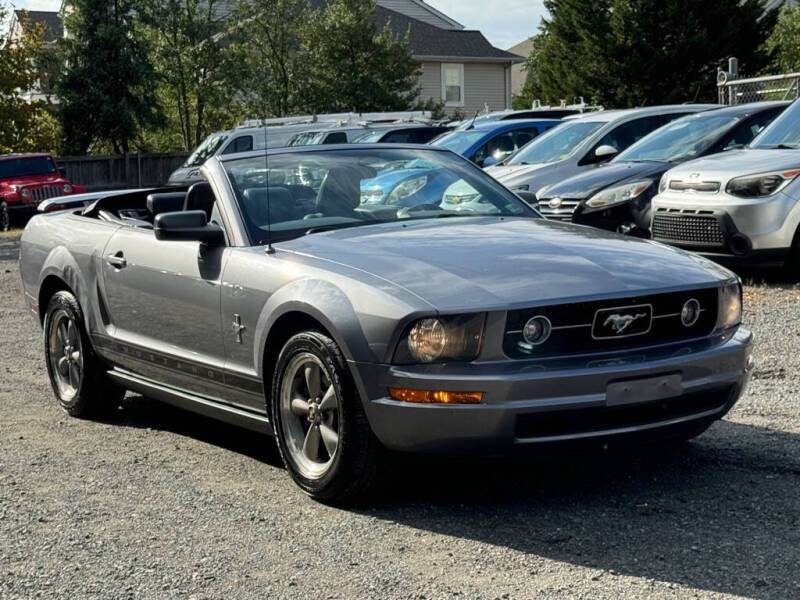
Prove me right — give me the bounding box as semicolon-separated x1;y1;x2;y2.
1;233;798;600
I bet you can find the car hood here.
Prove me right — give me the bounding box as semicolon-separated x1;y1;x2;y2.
0;173;66;187
486;162;548;180
278;217;731;311
541;161;669;200
664;149;800;184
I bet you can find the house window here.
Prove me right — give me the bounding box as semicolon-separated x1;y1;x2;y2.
441;63;464;107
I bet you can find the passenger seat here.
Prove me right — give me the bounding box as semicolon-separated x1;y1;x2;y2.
146;192;186;218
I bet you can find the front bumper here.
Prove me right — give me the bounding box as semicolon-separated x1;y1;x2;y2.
7;203;38;216
352;328;754;454
651;189;800;261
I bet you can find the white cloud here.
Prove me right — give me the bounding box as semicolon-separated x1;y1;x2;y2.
426;0;547;49
10;0;62;10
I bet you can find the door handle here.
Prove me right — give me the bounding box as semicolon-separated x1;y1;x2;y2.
106;252;127;269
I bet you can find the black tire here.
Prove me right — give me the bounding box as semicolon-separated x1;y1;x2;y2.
43;291;125;418
271;331;381;503
0;201;10;232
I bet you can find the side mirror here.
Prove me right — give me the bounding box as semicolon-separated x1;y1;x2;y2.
594;144;619;161
154;210;225;244
515;190;537;205
482;155;499;168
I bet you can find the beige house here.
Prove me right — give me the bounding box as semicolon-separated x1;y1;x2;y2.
506;37;533;97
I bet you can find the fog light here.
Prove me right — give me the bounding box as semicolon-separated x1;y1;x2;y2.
522;316;551;345
388;388;483;404
681;298;701;327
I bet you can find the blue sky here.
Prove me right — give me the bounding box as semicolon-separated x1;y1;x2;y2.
10;0;546;49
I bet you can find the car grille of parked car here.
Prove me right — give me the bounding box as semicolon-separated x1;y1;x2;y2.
503;286;719;360
651;209;726;247
537;197;579;221
28;185;63;202
515;385;733;440
668;180;721;193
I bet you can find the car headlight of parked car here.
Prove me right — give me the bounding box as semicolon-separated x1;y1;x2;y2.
62;183;73;194
658;173;668;194
725;168;800;198
387;175;428;203
394;314;485;364
585;180;653;209
717;281;742;332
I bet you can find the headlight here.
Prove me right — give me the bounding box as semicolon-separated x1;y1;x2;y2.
387;175;428;203
717;281;742;331
62;183;73;194
585;180;653;209
658;174;668;194
726;168;800;198
394;314;485;364
20;188;32;199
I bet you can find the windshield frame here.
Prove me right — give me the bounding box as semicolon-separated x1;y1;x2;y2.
503;119;605;166
220;146;540;246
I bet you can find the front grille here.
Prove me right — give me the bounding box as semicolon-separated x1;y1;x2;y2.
515;386;732;439
669;180;721;193
537;197;579;221
651;210;725;246
28;185;63;203
503;287;719;360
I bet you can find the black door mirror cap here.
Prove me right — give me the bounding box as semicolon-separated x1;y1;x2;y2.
154;210;225;244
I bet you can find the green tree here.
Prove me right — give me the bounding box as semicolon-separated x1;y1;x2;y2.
525;0;774;107
766;4;800;73
139;0;236;151
56;0;162;154
228;0;310;118
302;0;421;113
0;4;60;154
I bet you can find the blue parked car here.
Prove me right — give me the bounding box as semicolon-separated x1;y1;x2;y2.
360;158;460;208
430;118;562;167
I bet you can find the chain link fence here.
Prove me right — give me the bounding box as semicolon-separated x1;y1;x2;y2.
718;72;800;105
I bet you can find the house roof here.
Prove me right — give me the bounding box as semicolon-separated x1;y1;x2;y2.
375;5;523;62
12;10;62;43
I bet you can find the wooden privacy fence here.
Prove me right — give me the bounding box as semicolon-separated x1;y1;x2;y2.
56;153;190;191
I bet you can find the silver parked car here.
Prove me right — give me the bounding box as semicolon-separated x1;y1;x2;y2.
652;99;800;265
486;105;719;197
20;144;753;502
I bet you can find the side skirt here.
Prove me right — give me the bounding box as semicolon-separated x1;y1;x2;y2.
107;368;274;436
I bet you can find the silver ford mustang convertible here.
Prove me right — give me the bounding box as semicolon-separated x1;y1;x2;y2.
19;145;754;501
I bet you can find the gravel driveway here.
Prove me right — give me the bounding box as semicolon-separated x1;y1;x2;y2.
1;241;798;600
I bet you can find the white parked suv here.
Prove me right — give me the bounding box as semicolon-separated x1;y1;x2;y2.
651;99;800;265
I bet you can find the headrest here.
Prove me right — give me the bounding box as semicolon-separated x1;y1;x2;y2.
184;181;216;219
147;192;186;216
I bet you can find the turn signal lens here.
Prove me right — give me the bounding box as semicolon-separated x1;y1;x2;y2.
388;388;483;404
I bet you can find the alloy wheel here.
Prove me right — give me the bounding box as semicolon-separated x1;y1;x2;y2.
47;309;83;401
279;352;341;480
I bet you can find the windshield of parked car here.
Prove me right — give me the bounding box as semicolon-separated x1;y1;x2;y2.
615;115;739;163
185;134;228;167
290;132;326;146
0;156;57;178
430;130;487;155
354;130;384;143
223;148;538;244
751;100;800;149
504;120;604;165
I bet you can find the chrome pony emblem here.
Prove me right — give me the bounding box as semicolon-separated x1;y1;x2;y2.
688;172;701;179
548;197;563;209
604;312;648;334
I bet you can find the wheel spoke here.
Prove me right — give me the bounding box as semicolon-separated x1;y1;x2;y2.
319;423;338;457
57;321;68;345
71;351;81;365
302;424;321;462
66;320;78;346
319;385;337;412
57;357;69;376
304;365;321;398
68;364;80;389
290;398;310;416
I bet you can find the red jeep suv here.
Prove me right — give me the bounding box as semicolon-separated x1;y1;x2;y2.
0;153;86;231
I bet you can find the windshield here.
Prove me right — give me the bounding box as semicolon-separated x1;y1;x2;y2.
354;130;384;143
185;134;228;167
290;132;325;146
615;115;739;163
505;120;604;165
751;100;800;149
223;148;537;244
0;156;57;178
430;130;487;155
